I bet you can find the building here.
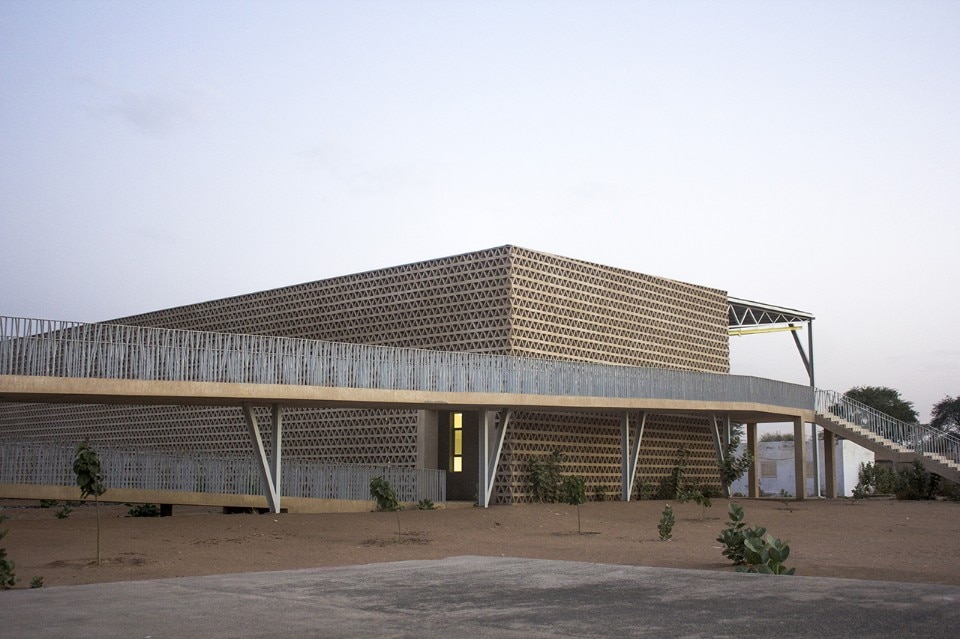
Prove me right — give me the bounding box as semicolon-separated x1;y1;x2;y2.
730;439;874;498
0;246;814;504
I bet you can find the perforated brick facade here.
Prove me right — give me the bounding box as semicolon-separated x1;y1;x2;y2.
0;246;730;501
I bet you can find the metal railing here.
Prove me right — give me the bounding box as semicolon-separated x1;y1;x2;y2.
0;316;814;410
0;442;445;504
815;389;960;464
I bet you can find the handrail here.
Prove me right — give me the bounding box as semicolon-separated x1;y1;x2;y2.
0;316;815;411
0;442;445;503
815;388;960;463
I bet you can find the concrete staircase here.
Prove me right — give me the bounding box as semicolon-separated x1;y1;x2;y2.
814;389;960;485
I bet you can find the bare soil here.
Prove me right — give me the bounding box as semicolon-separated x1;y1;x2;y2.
2;497;959;588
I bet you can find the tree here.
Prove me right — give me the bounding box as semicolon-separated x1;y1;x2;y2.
931;396;960;436
719;425;752;495
560;475;587;534
844;386;918;423
73;441;107;565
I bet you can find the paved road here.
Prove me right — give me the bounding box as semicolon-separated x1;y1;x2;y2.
2;556;959;638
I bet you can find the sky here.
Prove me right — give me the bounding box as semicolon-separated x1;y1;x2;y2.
1;1;958;423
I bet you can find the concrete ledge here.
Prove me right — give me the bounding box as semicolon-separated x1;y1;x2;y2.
0;483;420;513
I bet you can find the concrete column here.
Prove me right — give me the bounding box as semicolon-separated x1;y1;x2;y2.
822;428;837;499
746;423;759;499
416;410;439;469
478;409;491;508
793;417;806;500
810;422;821;498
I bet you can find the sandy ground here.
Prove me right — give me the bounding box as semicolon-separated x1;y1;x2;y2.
1;497;959;589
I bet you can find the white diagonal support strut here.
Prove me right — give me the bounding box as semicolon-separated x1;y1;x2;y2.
479;409;511;508
242;403;284;513
621;411;646;501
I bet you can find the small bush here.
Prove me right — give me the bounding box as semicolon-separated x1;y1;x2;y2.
528;451;565;503
718;502;795;575
658;504;675;541
0;516;15;589
738;530;795;575
656;446;689;500
30;576;44;589
369;476;400;512
39;500;59;509
680;488;713;520
55;504;73;519
416;499;436;510
896;460;940;500
594;484;610;502
717;502;750;565
127;503;161;518
853;461;899;498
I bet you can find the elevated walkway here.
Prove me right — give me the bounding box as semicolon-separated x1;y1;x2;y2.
814;389;960;484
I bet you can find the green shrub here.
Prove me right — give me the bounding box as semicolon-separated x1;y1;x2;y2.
656;446;688;500
369;476;401;512
719;425;753;492
126;503;161;518
30;576;44;588
718;502;795;575
717;502;750;565
679;488;713;520
0;516;15;589
658;504;675;541
738;530;795;575
55;504;73;519
416;499;436;510
528;450;565;503
594;484;610;502
853;461;899;498
39;499;59;509
896;459;940;500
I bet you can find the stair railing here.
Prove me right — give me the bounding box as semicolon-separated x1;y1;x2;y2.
815;389;960;465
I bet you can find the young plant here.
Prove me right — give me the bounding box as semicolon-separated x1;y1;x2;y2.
738;530;795;575
560;475;587;534
656;446;688;500
56;504;73;519
416;499;436;510
528;450;565;503
658;504;675;541
30;576;44;588
719;425;753;494
369;476;400;512
716;502;751;565
680;488;712;520
73;440;107;565
126;503;161;517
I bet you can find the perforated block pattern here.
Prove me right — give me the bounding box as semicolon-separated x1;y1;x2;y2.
494;411;721;504
0;404;420;466
507;247;729;372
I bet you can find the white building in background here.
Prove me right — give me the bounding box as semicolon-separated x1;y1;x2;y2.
730;439;874;498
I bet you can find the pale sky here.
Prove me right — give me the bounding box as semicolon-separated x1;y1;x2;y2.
2;1;957;422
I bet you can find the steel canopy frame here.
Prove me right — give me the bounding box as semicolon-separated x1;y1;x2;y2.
729;297;818;498
728;297;815;388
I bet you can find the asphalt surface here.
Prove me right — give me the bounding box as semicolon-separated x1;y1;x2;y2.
2;556;959;638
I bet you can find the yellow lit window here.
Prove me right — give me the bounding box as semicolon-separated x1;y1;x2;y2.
451;412;463;473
